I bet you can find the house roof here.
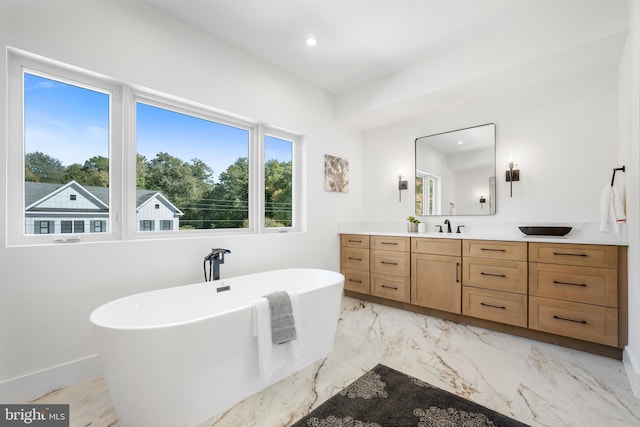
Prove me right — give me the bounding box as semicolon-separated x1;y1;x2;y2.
25;181;181;213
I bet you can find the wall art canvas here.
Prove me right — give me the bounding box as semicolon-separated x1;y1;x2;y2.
324;154;349;193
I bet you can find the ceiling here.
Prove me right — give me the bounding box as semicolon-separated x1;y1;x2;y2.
142;0;629;130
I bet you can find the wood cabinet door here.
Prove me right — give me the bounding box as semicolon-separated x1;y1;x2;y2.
411;253;461;314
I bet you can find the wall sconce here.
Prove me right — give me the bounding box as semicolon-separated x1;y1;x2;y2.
398;173;408;202
479;195;486;209
505;158;520;197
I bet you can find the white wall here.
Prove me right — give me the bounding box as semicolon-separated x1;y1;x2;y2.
0;0;362;401
621;0;640;397
362;67;620;226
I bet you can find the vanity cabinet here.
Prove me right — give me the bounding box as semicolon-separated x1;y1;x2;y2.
339;233;627;358
461;240;528;327
411;238;462;314
370;236;410;303
340;234;370;294
528;243;619;346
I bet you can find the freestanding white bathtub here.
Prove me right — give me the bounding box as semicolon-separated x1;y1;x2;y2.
90;268;344;427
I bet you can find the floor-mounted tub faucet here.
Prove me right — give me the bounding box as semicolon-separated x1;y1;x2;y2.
204;248;231;281
444;219;452;233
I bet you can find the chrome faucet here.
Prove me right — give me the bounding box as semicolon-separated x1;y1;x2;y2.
204;248;231;281
444;219;452;233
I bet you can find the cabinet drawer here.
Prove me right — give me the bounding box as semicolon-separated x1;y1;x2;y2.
371;273;410;303
411;237;461;256
341;234;370;249
340;247;370;271
463;257;527;294
529;243;617;268
371;236;409;252
529;263;617;307
462;287;527;327
342;269;370;294
371;250;410;277
463;240;527;261
529;296;618;346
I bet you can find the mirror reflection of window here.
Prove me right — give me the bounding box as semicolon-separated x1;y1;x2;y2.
416;172;440;215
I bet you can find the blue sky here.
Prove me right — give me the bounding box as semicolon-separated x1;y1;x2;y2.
24;72;292;183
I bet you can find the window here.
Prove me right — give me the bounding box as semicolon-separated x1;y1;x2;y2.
416;172;440;215
74;220;85;233
140;220;154;231
61;221;73;233
91;220;106;233
22;72;110;236
8;50;302;245
135;100;250;232
264;135;293;228
36;220;52;234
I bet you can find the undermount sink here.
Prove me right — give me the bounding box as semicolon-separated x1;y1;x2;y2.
519;226;572;236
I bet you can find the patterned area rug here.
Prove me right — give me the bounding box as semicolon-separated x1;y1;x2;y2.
292;364;530;427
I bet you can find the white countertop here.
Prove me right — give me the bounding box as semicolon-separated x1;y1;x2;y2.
337;221;628;246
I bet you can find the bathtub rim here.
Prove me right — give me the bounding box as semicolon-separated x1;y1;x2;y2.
89;267;344;332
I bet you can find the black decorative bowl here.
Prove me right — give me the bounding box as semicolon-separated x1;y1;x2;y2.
519;226;572;236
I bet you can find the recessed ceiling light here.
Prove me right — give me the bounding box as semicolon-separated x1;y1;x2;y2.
457;141;464;145
305;37;318;47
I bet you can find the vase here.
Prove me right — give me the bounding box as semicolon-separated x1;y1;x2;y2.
407;223;418;233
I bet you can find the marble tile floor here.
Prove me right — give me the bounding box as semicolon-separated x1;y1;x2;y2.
31;296;640;426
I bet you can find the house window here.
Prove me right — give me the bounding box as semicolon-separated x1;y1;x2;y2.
91;220;106;233
74;220;85;233
140;220;154;231
155;203;160;209
70;194;76;201
160;220;173;231
61;221;73;233
135;100;250;231
36;220;53;234
264;134;293;228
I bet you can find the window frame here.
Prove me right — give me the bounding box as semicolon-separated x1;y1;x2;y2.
7;49;123;246
7;49;304;246
260;128;302;233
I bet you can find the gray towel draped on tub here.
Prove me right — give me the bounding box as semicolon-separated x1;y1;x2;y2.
263;291;297;344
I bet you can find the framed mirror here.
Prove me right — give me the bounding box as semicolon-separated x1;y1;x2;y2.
415;123;495;216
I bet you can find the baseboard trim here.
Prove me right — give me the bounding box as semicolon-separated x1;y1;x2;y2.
0;355;102;403
623;347;640;398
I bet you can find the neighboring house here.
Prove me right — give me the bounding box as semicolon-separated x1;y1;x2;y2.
24;181;183;234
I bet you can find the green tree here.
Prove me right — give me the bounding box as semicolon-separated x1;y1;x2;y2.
25;151;66;183
264;159;292;227
202;157;249;229
144;152;214;222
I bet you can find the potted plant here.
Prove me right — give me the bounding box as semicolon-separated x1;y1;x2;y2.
406;216;420;232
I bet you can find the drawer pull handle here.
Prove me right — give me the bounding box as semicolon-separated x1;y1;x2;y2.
381;261;398;265
348;257;362;261
480;248;506;252
480;272;506;278
456;262;460;283
553;252;587;257
480;302;506;310
381;242;398;245
347;239;362;243
348;279;363;283
381;285;398;290
553;315;587;324
553;280;587;287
